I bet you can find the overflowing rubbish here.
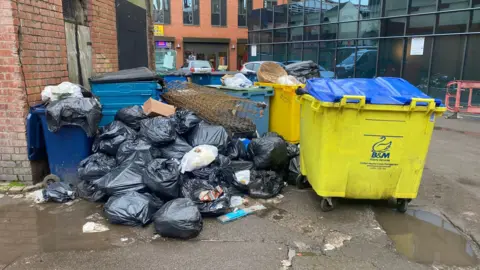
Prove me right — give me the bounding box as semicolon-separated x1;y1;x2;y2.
153;198;203;239
187;122;229;154
46;97;102;137
222;73;253;88
248;170;284;199
257;62;287;83
229;196;248;208
139;117;176;145
76;180;107;202
41;82;83;102
116;138;153;165
276;75;302;85
247;135;288;171
217;204;266;223
143;159;181;200
93;160;147;196
180;145;218;173
78;152;117;181
174;109;202;135
151;136;192;160
226;139;248;160
181;178;230;216
114;105;147;131
104;191;163;226
143;98;175;117
82;221;109;233
92;121;136;156
43;182;76;203
285;61;320;84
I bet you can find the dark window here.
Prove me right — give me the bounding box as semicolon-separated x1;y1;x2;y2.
318;41;335;71
359;20;380;38
355;41;378;78
289;27;303;41
288;43;303;60
304;0;320;25
238;0;251;27
212;0;227;26
274;44;287;62
289;3;304;26
274;4;288;27
470;10;480;32
410;0;436;14
339;1;359;22
384;0;407;17
437;11;468;34
439;0;469;11
403;37;433;88
303;42;318;62
63;0;87;24
274;29;288;42
407;15;435;35
264;0;277;8
382;18;406;36
249;8;261;30
249;46;259;61
475;0;480;7
320;23;337;39
322;0;338;23
183;0;200;25
378;38;403;77
304;25;320;40
261;7;274;29
260;31;273;43
338;22;357;39
464;35;480;104
154;0;171;24
429;36;465;99
249;32;259;44
360;0;381;19
260;45;273;60
336;40;357;78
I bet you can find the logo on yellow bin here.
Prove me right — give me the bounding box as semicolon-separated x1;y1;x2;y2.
371;136;392;159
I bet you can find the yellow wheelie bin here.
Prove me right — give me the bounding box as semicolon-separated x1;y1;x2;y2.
297;78;446;212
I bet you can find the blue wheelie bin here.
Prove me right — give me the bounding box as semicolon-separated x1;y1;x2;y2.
29;105;93;184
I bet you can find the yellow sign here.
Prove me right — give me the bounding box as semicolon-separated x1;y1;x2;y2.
154;25;164;36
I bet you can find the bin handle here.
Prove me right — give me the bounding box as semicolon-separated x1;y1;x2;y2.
409;98;435;113
311;100;321;112
295;95;304;105
340;95;366;108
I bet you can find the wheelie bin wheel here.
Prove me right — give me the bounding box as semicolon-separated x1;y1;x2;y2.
396;199;408;213
295;175;309;189
43;174;60;186
320;197;336;212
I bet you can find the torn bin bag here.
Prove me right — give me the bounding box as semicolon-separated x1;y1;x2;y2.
43;182;76;203
104;191;162;226
181;178;230;216
116;138;153;166
153;198;203;239
143;159;181;200
114;105;147;131
247;136;288;171
151;136;192;160
78;152;117;181
46;97;102;137
93;160;148;196
186;122;229;154
248;170;284;199
92;121;136;156
139;117;176;145
174;109;201;135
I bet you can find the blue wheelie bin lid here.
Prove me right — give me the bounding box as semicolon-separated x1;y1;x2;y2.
305;77;443;106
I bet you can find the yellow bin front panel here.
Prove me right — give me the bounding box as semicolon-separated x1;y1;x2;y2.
299;95;445;200
255;82;304;143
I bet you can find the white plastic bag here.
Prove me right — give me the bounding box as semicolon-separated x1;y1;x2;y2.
224;73;253;88
235;170;251;185
180;145;218;173
275;75;302;86
41;82;83;102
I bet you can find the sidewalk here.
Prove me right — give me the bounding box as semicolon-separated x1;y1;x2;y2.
435;114;480;135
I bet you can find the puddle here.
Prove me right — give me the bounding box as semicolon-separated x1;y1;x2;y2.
0;200;151;265
375;209;478;267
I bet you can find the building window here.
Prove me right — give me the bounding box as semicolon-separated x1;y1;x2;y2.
154;0;170;24
239;0;252;27
212;0;227;26
183;0;200;25
264;0;277;8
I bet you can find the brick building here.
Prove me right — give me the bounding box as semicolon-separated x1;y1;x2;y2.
153;0;287;71
0;0;153;183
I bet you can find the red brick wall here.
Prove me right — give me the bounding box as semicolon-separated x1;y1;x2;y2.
88;0;119;74
0;0;31;182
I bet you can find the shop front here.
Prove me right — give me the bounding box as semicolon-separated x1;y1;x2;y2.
183;38;230;71
154;37;177;72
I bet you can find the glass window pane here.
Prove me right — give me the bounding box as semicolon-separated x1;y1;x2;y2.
260;45;273;60
321;23;337;39
290;27;304;41
339;1;358;22
289;3;304;26
428;36;464;100
439;0;469;11
274;4;288;27
274;29;288;42
153;0;171;24
304;0;320;25
382;18;406;36
261;8;274;29
410;0;436;14
463;36;480;104
322;0;338;23
471;10;480;32
336;40;357;78
248;32;259;44
305;25;320;40
407;15;435;35
475;0;480;7
338;22;357;39
437;11;468;34
303;42;318;62
249;9;261;30
260;31;273;43
385;0;407;17
249;45;260;61
288;43;303;60
359;20;380;38
355;40;378;78
274;44;287;62
318;41;336;72
378;38;403;77
359;0;381;19
403;37;433;89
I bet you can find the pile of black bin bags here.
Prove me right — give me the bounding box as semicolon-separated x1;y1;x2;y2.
76;105;298;239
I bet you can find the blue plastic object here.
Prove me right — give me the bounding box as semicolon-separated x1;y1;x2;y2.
163;75;188;84
190;73;211;85
306;77;443;106
26;107;46;161
31;106;93;183
91;81;161;126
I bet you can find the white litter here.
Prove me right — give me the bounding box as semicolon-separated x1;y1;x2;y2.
229;196;245;208
180;145;218;173
41;82;83;102
234;170;250;185
25;190;45;204
82;222;109;233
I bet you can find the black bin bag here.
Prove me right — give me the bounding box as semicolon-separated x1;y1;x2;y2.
175;109;201;135
186;122;229;154
288;156;301;185
248;170;284;199
139;117;176;145
114;105;147;131
43;182;76;203
181;178;230;216
76;180;108;202
153;198;203;239
143;159;181;200
104;191;163;226
151;136;192;160
247;136;288;171
93;159;148;196
78;152;117;181
116;138;153;165
226;139;248;160
92;121;136;156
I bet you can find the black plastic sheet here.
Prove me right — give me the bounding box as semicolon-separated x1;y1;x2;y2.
151;136;192;160
139;117;176;145
174;109;201;135
116;138;153;165
78;152;117;181
288;156;301;185
92;121;136;156
43;182;76;203
153;198;203;239
143;159;181;200
181;178;230;216
286;143;300;158
226;139;248;160
104;191;162;226
93;160;148;196
89;67;158;84
114;105;147;131
248;170;284;199
247;136;288;171
187;122;229;154
285;61;320;84
76;180;107;202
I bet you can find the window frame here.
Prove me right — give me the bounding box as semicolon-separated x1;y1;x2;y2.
183;0;200;26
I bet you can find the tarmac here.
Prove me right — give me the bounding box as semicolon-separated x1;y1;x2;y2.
0;116;479;270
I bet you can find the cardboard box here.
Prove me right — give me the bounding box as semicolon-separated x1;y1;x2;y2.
143;98;175;117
